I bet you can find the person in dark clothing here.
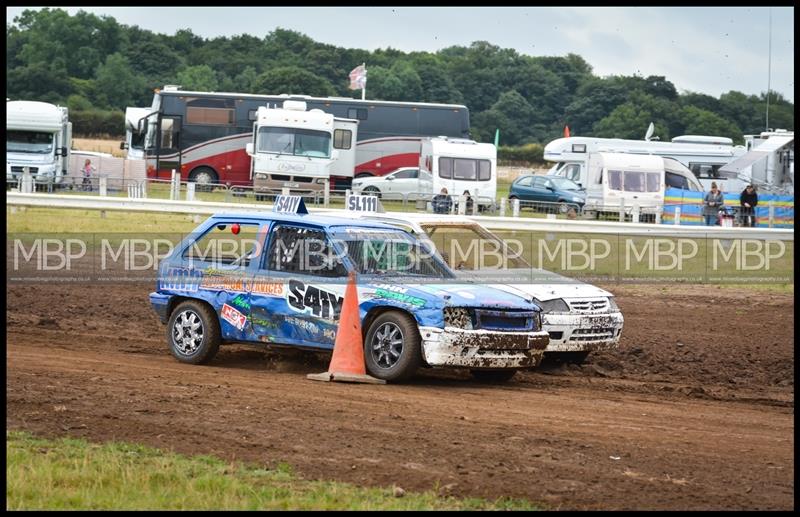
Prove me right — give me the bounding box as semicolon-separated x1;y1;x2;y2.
432;187;452;214
740;184;758;227
462;189;474;214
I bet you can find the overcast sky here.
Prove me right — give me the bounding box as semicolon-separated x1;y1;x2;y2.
6;6;794;102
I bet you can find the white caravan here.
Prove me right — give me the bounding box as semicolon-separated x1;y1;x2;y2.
544;133;746;192
6;100;72;185
120;106;152;160
245;100;358;198
419;136;497;209
583;153;666;217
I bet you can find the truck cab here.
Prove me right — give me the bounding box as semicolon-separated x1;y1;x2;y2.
246;100;357;198
6;100;71;186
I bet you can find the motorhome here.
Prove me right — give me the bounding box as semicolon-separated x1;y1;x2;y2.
245;100;358;198
719;129;794;194
419;137;497;209
583;152;665;218
6;100;72;185
544;133;746;192
120;106;151;160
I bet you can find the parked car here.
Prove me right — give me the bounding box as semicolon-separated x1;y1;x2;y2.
341;212;624;365
509;174;586;212
351;167;432;200
150;210;550;382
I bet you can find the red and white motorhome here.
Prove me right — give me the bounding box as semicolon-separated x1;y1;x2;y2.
142;86;470;188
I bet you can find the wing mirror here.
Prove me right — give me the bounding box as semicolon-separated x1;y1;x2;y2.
245;143;254;156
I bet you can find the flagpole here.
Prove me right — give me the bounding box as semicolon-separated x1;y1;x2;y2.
361;63;366;101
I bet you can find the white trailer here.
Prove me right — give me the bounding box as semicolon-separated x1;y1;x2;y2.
6;100;72;185
419;137;497;209
544;133;746;192
120;106;152;160
245;100;358;197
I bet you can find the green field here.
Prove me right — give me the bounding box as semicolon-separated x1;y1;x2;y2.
6;431;538;511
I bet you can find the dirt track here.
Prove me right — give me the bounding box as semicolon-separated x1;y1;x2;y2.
6;282;794;509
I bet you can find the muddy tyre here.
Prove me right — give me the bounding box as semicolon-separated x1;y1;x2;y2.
470;369;518;383
167;300;221;365
364;311;422;382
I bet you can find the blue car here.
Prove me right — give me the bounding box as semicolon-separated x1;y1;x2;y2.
150;212;549;382
509;174;586;210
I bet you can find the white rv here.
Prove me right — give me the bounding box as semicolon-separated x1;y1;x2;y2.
245;100;358;198
419;136;497;209
6;100;72;185
720;129;794;194
583;153;666;217
120;106;152;160
544;134;745;192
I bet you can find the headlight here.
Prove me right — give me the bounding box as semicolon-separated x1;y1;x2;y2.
534;298;569;313
607;297;619;312
255;173;267;180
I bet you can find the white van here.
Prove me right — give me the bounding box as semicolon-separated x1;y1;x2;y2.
584;152;665;216
120;106;152;160
419;136;497;209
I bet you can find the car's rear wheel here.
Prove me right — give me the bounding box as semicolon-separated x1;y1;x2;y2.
189;167;218;192
363;186;382;198
167;300;220;365
470;369;518;382
364;311;421;382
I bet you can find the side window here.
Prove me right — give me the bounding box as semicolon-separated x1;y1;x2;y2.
646;172;661;192
665;171;688;190
185;97;235;126
183;223;261;268
564;164;581;182
265;225;346;278
393;169;416;179
607;170;622;190
478;160;491;181
531;177;544;188
159;117;179;150
333;129;352;149
515;176;532;187
347;108;368;121
439;157;453;179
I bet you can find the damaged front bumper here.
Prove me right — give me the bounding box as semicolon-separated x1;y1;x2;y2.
543;312;624;353
418;326;550;369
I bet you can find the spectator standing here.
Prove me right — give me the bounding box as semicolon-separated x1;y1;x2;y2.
432;187;452;214
81;158;96;192
740;184;759;227
702;182;724;225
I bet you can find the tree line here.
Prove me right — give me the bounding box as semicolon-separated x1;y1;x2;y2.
6;8;794;145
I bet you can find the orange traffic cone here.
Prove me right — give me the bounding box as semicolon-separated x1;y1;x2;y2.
307;272;386;384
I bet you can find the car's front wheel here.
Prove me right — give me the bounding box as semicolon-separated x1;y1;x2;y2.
364;311;422;382
167;300;221;364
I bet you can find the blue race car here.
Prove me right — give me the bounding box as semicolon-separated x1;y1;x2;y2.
150;212;549;382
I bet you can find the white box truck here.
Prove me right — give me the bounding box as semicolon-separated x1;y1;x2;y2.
6;100;72;185
245;100;358;198
419;137;497;210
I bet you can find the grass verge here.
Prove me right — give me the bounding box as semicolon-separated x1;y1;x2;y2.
6;431;538;510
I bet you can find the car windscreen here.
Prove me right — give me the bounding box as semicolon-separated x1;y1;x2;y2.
329;227;454;279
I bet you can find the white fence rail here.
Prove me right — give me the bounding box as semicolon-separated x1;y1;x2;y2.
6;192;794;241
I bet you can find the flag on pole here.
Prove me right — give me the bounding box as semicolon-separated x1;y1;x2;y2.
349;64;367;90
564;125;570;137
494;128;500;147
